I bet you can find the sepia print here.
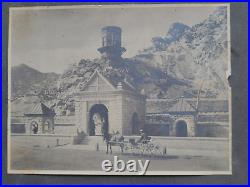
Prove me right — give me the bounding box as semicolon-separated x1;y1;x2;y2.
8;4;231;175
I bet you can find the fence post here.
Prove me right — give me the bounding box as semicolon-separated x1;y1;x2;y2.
163;146;167;156
96;143;99;151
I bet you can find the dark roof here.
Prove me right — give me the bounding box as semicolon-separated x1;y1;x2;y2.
146;99;176;114
146;113;174;124
24;102;55;116
168;98;196;113
11;96;41;116
103;74;136;92
146;99;229;114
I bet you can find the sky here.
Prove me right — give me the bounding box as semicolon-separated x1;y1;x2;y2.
10;4;219;73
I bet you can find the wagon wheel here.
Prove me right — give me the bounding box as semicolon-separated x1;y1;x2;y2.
155;144;162;156
146;139;159;156
144;143;151;156
148;143;156;156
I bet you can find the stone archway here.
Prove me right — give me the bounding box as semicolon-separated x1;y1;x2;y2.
44;120;49;133
175;120;188;137
89;104;109;136
43;119;54;134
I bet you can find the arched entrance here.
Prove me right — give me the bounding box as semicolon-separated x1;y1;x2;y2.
43;119;54;134
43;120;50;133
175;120;188;137
132;112;139;135
89;104;109;136
30;121;39;134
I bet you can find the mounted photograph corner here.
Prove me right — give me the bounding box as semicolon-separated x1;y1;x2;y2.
8;3;231;175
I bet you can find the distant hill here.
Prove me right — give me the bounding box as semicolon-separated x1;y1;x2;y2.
11;7;229;116
11;64;59;99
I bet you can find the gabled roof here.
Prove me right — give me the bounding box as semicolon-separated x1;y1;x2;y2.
11;96;40;116
80;69;136;92
24;102;55;116
168;98;196;113
80;70;117;91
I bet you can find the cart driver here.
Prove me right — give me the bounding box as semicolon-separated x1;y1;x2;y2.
137;129;148;143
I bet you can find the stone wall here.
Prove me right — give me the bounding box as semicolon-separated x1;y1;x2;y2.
11;123;26;133
196;123;229;137
11;115;75;135
108;95;123;134
146;98;229;113
75;101;87;133
121;92;145;135
54;124;76;135
144;124;170;136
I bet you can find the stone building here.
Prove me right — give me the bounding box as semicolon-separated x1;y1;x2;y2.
145;98;229;137
11;102;55;134
74;26;146;136
74;70;146;136
145;98;196;137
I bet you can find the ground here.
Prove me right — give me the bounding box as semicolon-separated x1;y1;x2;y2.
9;135;230;174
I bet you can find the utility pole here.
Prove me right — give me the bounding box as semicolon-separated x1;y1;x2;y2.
195;80;204;122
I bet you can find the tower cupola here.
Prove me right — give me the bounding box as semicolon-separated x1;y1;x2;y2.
98;26;126;64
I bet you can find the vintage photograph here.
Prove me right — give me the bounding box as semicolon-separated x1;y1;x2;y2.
8;4;231;175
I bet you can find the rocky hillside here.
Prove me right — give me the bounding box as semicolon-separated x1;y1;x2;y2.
57;57;190;100
134;6;229;98
11;64;59;100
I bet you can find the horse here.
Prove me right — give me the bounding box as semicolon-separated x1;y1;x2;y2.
103;132;124;154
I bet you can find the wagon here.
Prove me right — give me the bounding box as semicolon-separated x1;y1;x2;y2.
123;137;166;156
107;136;167;156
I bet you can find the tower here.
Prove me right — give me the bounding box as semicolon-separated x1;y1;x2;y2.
98;26;126;65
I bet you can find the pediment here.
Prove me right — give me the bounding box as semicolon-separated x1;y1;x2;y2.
80;70;116;92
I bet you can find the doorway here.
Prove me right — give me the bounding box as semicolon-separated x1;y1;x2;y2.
89;104;109;136
176;120;188;137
